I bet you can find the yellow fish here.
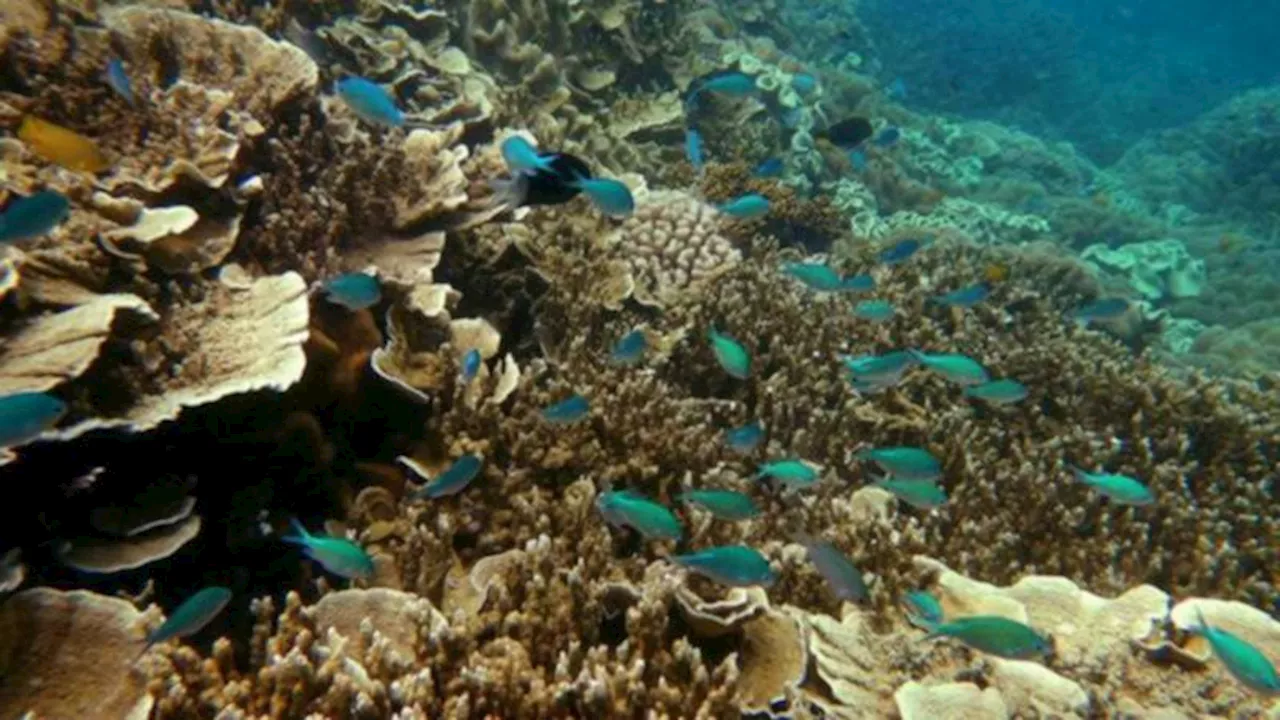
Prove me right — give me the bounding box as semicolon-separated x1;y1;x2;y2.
17;115;109;173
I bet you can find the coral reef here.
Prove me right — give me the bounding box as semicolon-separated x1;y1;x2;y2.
0;1;1278;718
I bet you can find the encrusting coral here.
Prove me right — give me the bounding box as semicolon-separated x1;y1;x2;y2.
1;1;1278;719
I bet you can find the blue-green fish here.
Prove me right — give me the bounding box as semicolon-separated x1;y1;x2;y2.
842;350;917;393
697;72;757;97
322;272;381;311
1070;466;1154;506
336;76;404;128
500;135;555;175
143;586;232;653
672;545;776;587
718;193;770;219
541;394;589;423
610;329;647;366
678;489;760;521
596;490;682;540
909;350;989;386
853;299;895;323
925;615;1052;659
0;190;70;243
685;128;705;173
934;283;990;308
105;57;135;106
708;328;750;379
461;348;482;382
963;379;1028;405
1192;607;1280;695
724;420;764;452
754;157;783;177
841;273;876;292
1071;298;1129;324
0;391;67;448
283;519;375;580
875;478;948;509
412;454;483;499
841;351;916;380
903;591;945;630
857;446;941;481
791;72;818;95
879;237;923;265
783;262;842;291
570;177;634;217
756;458;819;487
796;533;868;602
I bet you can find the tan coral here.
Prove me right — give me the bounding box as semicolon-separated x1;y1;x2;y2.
603;189;741;308
0;293;156;394
57;514;201;573
60;272;309;433
894;681;1009;719
0;588;152;720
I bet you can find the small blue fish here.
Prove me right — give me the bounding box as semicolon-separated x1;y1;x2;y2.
610;329;647;366
321;272;381;311
886;77;908;100
718;193;770;219
925;616;1052;660
791;73;818;95
413;454;483;499
708;328;751;379
849;148;868;172
1070;466;1154;506
0;391;68;448
1191;607;1280;695
756;458;819;488
685;128;705;173
105;57;135;106
1071;298;1130;324
754;157;784;178
784;262;842;291
570;177;634;218
541;394;590;423
964;379;1028;405
840;273;875;292
903;591;944;630
909;350;990;386
461;348;482;382
873;127;901;148
699;72;757;96
934;283;990;308
596;490;682;541
875;478;948;509
796;533;868;602
672;545;776;587
143;586;232;653
501;135;555;175
679;489;760;521
335;76;404;128
0;190;71;244
857;446;941;481
879;238;923;265
724;420;764;453
853;299;895;323
841;351;916;387
283;519;375;580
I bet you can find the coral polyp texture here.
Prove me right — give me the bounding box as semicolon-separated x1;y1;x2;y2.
0;1;1278;719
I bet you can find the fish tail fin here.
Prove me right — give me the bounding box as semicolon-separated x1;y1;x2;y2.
1068;466;1088;485
1192;606;1209;635
282;518;310;546
486;174;530;210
